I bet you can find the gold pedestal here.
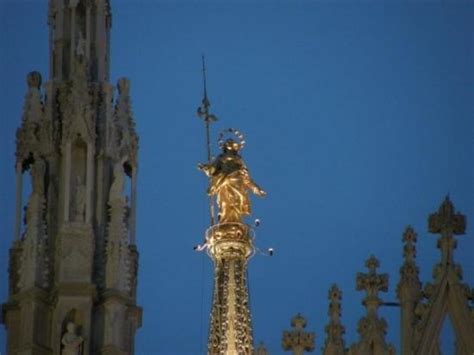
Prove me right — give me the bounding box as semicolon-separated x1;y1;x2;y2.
206;223;254;355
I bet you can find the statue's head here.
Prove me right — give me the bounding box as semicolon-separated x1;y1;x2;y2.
66;322;76;333
223;139;241;154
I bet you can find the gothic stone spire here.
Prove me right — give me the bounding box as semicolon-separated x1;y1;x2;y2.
322;284;346;355
396;226;421;355
1;2;142;353
413;198;474;354
348;256;395;355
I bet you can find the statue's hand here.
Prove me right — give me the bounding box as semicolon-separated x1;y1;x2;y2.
254;187;266;197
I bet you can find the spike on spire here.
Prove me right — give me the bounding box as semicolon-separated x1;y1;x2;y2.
397;226;421;300
196;55;218;225
322;284;346;355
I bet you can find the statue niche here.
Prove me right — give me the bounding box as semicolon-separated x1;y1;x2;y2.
70;138;87;222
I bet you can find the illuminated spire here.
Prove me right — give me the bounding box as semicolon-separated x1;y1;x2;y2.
196;69;267;353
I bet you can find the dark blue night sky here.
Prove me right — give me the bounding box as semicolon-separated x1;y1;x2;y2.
1;1;473;354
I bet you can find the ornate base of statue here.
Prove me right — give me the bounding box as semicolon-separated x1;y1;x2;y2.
206;223;254;355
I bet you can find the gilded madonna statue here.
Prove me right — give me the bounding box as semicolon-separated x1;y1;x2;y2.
199;135;266;224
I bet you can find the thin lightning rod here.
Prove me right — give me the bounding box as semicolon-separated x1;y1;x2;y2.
199;54;215;225
202;55;212;163
202;54;208;102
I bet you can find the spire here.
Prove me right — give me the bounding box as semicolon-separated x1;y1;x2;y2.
48;0;112;81
397;226;421;295
322;285;346;355
412;198;474;354
282;313;316;355
2;2;142;352
198;82;266;352
397;226;421;355
349;256;395;355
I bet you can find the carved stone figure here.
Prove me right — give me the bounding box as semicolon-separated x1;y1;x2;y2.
109;157;127;203
76;31;86;58
61;322;83;355
24;159;46;229
199;138;265;223
74;175;86;221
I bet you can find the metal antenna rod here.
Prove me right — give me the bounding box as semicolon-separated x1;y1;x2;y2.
198;54;217;225
202;55;212;163
202;54;208;103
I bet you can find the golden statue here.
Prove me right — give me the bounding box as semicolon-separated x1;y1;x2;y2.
199;137;266;224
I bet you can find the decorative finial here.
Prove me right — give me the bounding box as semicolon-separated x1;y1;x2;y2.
402;226;417;262
428;197;466;236
397;226;421;301
428;197;466;268
282;313;315;354
356;255;388;312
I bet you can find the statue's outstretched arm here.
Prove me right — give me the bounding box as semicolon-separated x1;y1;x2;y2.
242;169;266;196
198;162;216;177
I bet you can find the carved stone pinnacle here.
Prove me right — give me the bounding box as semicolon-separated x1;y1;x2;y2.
428;196;466;235
282;313;315;354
